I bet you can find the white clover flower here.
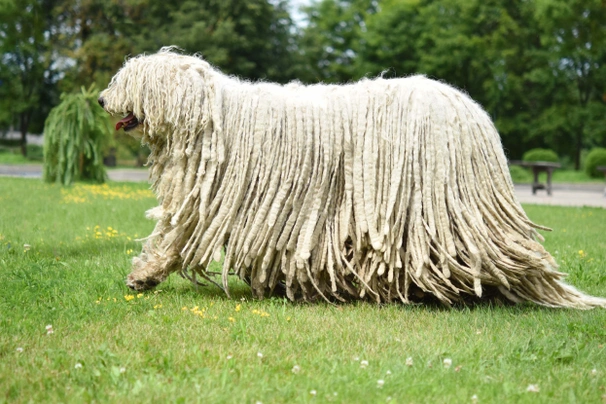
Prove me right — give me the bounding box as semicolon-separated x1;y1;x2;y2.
377;379;385;388
406;357;413;367
226;355;233;360
119;367;126;374
353;356;360;361
257;352;263;358
386;370;392;375
360;360;369;368
291;365;301;374
310;390;317;396
471;394;478;403
591;368;597;375
16;347;23;353
526;384;540;393
74;363;83;369
443;358;452;368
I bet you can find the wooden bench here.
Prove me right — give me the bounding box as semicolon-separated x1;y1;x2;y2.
598;166;606;196
510;161;561;196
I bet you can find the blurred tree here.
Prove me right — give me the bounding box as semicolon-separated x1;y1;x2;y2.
49;0;300;93
0;0;61;156
531;0;606;169
298;0;378;83
132;0;298;82
53;0;146;92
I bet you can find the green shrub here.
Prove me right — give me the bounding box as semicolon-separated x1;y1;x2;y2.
26;144;44;161
508;165;532;183
584;147;606;178
0;138;22;147
522;148;559;163
0;144;43;162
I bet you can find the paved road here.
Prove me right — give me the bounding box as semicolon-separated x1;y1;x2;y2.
514;183;605;208
0;164;149;182
1;164;605;208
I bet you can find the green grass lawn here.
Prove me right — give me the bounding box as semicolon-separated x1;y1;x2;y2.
0;151;33;164
1;177;605;403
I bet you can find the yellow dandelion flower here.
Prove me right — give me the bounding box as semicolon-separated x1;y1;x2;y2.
235;304;241;312
182;306;188;311
228;317;235;322
153;304;162;309
124;295;135;301
137;293;143;298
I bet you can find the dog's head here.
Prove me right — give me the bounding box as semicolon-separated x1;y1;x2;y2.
98;47;212;140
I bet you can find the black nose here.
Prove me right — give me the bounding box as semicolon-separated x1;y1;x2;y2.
98;97;105;108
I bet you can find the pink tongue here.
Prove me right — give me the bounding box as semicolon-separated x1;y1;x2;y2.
116;113;134;130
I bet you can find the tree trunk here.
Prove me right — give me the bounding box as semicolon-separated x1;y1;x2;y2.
19;113;28;157
574;124;583;171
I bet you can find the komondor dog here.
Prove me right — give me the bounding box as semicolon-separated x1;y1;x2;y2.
99;48;605;308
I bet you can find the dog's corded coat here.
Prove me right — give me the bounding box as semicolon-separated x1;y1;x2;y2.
100;49;606;308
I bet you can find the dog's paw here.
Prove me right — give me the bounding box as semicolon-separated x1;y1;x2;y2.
126;276;159;291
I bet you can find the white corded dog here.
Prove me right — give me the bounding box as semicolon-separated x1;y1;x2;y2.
99;48;605;308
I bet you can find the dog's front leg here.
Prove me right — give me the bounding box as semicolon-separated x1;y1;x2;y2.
126;236;182;291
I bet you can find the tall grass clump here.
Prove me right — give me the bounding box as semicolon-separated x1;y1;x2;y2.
43;85;113;185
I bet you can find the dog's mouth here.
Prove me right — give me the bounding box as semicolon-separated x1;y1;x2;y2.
115;113;140;132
